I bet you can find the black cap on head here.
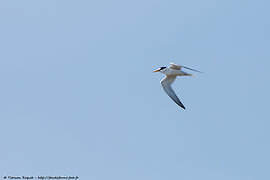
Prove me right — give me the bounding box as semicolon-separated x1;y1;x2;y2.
159;67;166;70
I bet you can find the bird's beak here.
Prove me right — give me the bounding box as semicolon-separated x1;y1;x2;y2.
153;69;160;72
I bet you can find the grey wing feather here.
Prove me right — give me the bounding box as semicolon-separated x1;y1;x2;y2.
169;62;181;70
170;63;202;73
182;65;203;73
161;76;186;109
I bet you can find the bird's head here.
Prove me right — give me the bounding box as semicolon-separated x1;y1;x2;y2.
153;66;167;73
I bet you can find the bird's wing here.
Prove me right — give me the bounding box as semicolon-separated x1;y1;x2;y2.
161;76;186;109
170;62;202;73
181;65;202;73
169;62;181;70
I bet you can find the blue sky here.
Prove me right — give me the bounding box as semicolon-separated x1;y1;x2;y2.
0;0;269;179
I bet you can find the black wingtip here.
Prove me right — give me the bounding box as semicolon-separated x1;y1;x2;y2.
179;104;186;110
182;66;203;73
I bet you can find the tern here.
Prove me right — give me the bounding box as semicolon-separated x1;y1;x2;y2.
153;63;202;109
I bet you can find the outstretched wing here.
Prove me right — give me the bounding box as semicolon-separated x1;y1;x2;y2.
169;62;181;70
170;62;202;73
182;65;202;73
160;76;186;109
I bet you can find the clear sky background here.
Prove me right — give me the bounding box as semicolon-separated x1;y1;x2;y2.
0;0;269;179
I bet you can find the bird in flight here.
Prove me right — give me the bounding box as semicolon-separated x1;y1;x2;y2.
153;62;202;109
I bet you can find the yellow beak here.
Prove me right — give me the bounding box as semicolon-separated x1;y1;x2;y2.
153;69;160;72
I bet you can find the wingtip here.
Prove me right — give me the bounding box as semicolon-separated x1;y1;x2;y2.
180;105;186;110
